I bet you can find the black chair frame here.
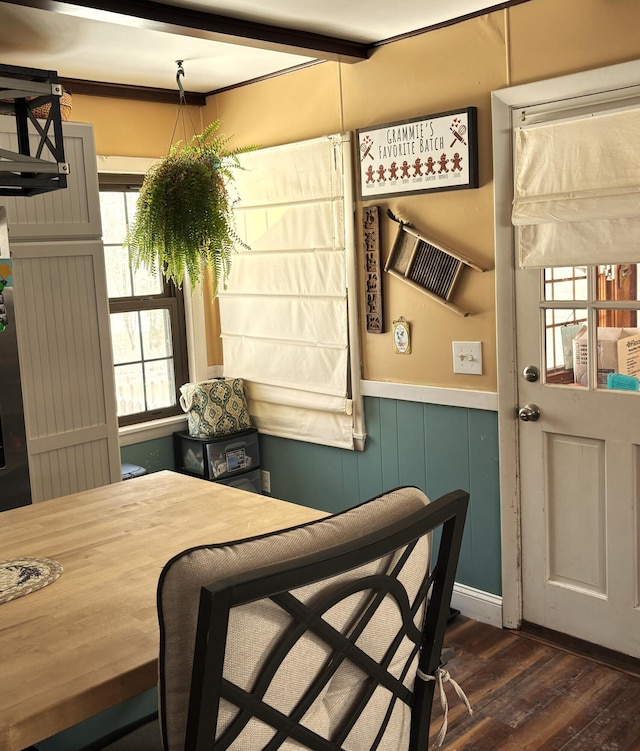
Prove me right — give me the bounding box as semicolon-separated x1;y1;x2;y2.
185;488;469;751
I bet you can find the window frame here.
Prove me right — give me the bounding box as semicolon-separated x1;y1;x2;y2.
99;176;189;427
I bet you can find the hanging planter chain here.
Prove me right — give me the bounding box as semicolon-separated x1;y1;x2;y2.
125;61;257;297
170;60;201;150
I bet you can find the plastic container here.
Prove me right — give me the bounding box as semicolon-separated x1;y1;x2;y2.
173;428;259;480
121;463;148;480
216;468;262;495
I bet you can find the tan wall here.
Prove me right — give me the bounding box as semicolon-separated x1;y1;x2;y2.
70;0;640;392
69;96;203;158
200;0;640;392
205;26;503;388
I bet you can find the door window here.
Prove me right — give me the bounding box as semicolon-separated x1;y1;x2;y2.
541;264;640;391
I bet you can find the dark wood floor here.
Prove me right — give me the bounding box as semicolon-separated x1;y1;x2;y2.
429;616;640;750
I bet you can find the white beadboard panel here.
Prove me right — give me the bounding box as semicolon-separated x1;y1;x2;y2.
14;254;107;438
0;120;102;240
12;240;120;502
28;438;112;503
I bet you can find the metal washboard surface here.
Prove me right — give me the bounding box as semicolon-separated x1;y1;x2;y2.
410;238;463;300
384;210;486;317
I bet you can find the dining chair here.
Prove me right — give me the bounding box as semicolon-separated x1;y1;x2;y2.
101;485;469;751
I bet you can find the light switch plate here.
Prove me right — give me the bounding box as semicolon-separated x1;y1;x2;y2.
452;341;483;375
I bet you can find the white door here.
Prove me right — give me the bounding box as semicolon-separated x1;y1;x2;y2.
516;261;640;657
512;96;640;658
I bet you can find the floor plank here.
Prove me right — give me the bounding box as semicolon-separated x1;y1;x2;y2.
429;617;640;750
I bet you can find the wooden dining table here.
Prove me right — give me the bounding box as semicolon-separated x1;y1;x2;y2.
0;471;326;751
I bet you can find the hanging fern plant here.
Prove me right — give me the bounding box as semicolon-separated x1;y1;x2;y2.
126;120;255;296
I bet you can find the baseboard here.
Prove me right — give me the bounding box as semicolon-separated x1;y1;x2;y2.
451;583;503;628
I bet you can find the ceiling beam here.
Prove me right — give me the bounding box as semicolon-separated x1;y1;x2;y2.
0;0;370;63
58;77;207;104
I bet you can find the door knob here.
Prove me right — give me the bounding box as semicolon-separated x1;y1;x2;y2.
518;404;541;422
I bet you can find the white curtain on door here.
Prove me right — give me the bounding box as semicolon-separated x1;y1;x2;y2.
218;134;365;450
512;106;640;268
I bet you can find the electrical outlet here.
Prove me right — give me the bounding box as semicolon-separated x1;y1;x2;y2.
260;469;271;494
452;341;483;375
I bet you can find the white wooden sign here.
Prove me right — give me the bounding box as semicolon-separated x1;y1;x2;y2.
357;107;478;199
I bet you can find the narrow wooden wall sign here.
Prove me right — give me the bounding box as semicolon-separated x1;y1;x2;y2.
363;206;383;333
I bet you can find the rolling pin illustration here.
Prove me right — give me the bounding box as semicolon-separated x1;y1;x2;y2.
450;124;467;147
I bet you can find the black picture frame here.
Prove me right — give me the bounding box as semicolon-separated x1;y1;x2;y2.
356;106;479;200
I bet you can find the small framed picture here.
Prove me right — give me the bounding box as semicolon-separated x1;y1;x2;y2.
393;318;411;354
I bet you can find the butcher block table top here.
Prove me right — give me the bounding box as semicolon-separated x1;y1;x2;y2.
0;471;326;751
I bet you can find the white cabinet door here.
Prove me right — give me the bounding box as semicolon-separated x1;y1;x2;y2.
0;120;102;240
11;241;120;501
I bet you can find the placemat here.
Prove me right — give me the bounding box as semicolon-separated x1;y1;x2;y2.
0;557;63;604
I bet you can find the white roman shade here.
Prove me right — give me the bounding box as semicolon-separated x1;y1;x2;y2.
218;134;365;450
512;107;640;268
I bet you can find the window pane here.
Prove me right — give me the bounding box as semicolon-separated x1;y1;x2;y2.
105;244;133;298
132;264;163;297
567;315;588;387
126;192;139;221
144;360;176;409
110;312;141;364
114;362;145;416
99;192;128;244
595;317;640;391
597;264;640;302
544;267;588;301
140;309;173;359
544;308;587;386
110;309;177;414
101;190;162;298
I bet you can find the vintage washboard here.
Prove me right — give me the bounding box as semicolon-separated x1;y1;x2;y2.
385;216;485;317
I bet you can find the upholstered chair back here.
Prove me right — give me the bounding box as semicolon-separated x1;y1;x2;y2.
157;486;466;751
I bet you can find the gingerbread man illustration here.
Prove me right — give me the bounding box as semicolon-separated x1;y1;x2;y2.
388;161;399;180
400;160;411;178
376;164;386;182
451;152;463;172
425;156;436;175
438;153;449;173
413;158;423;177
365;165;375;184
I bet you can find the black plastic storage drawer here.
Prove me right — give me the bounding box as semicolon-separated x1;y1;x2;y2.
174;428;259;481
216;468;262;495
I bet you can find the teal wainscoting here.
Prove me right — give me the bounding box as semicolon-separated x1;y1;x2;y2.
35;690;157;751
121;435;175;473
259;396;501;596
119;397;501;596
78;395;498;751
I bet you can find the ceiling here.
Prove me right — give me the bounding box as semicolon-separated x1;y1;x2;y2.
0;0;522;97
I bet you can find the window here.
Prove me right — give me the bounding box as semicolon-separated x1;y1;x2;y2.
99;180;188;425
541;263;640;387
217;134;365;451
